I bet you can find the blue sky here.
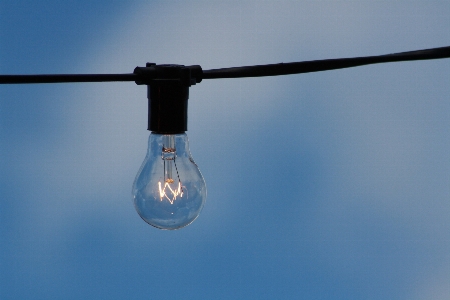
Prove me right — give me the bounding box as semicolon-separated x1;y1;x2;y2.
1;1;450;299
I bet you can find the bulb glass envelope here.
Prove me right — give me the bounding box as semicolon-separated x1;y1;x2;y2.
132;133;206;230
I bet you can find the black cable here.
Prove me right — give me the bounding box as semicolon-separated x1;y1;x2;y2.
0;73;136;84
202;46;450;79
0;46;449;84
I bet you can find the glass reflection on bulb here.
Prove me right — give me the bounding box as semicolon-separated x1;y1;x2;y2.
132;133;206;230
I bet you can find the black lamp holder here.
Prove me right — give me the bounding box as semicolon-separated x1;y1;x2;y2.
134;63;203;134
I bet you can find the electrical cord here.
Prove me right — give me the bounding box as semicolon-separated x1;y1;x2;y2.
202;46;450;79
0;46;449;84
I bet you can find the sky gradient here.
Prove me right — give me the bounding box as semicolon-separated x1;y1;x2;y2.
1;1;450;299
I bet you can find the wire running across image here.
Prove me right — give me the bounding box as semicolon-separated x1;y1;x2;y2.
0;46;449;84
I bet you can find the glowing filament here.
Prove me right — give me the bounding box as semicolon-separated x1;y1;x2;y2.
158;180;183;204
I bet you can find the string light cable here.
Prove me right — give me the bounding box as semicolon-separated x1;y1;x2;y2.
0;45;448;84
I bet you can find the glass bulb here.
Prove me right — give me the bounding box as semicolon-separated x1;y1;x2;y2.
132;133;206;230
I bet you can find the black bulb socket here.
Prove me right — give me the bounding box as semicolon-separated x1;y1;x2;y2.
147;78;189;134
134;64;202;134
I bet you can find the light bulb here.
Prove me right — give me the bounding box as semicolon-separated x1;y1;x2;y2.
132;133;206;230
